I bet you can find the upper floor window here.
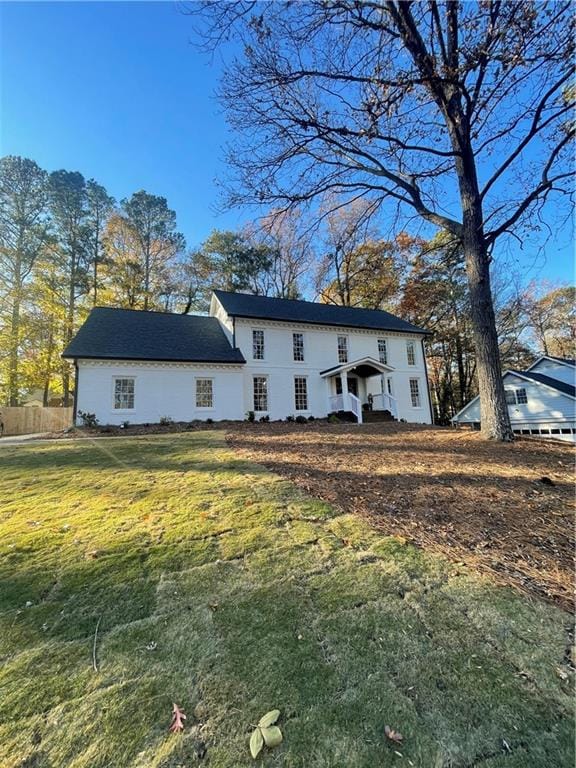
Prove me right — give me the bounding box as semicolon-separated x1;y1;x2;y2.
409;378;421;408
252;329;264;360
505;387;528;405
406;340;416;366
338;336;348;363
294;377;308;410
195;378;213;408
253;376;268;411
293;332;304;362
378;339;388;364
114;377;135;410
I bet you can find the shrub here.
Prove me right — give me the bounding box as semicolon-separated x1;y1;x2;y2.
307;415;315;422
295;415;307;424
159;415;174;426
206;418;213;424
121;420;130;429
328;414;340;424
286;414;295;422
259;415;270;423
246;410;255;422
77;410;99;428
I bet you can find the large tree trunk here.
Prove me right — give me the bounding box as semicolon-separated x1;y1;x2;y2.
8;287;20;406
462;221;513;441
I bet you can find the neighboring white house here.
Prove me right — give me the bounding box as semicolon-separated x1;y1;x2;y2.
63;290;433;426
452;356;576;442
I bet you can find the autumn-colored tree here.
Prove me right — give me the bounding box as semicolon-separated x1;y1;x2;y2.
0;156;50;404
523;283;575;358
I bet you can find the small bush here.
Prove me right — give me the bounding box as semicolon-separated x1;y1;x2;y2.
206;418;213;424
286;414;295;422
246;411;255;423
77;410;99;428
328;414;340;424
259;415;270;423
121;420;130;429
307;415;315;422
159;415;174;426
295;415;307;424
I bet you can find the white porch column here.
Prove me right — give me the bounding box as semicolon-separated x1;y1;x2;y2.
340;373;349;412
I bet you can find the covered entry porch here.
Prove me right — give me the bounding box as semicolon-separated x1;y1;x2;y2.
320;356;398;424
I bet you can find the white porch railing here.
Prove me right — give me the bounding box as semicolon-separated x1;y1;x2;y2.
371;392;399;420
328;394;344;413
349;393;363;424
328;393;363;424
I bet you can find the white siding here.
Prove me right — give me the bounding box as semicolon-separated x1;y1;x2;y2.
530;358;575;386
76;360;244;425
453;372;575;442
233;318;431;423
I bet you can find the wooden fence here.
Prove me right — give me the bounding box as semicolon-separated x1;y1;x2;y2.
0;407;74;436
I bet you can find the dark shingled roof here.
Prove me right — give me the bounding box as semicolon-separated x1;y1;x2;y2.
510;370;575;398
213;290;429;334
63;307;245;364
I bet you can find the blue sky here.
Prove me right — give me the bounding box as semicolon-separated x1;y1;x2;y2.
1;1;573;283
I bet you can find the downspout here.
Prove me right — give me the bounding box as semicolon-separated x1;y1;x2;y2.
232;316;236;348
420;338;434;425
72;360;79;425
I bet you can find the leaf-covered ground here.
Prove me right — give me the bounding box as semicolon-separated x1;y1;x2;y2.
228;422;575;609
0;432;573;767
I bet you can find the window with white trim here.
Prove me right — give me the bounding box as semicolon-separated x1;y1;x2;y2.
505;387;528;405
252;329;264;360
409;378;421;407
114;377;135;409
378;338;388;364
294;377;308;410
337;335;348;363
253;376;268;411
406;340;416;365
293;332;304;362
195;378;213;408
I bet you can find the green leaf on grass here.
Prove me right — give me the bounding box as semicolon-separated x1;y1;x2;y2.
261;725;283;747
258;709;280;728
250;727;264;759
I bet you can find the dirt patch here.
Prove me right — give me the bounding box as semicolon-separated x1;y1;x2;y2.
227;422;575;610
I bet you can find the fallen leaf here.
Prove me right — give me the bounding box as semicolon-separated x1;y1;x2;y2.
169;703;186;733
258;709;280;728
385;724;404;744
261;725;283;747
250;727;264;759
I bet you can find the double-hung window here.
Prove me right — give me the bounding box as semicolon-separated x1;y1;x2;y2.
196;378;213;408
294;377;308;411
114;377;135;410
293;332;304;362
378;339;388;364
337;336;348;363
409;378;421;408
252;329;264;360
406;340;416;366
253;376;268;411
505;387;528;405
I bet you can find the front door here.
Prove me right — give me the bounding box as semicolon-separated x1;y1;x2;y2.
335;376;359;396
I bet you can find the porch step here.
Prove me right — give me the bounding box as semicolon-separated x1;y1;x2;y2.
363;409;397;423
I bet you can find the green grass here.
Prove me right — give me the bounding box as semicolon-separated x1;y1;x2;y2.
0;432;573;768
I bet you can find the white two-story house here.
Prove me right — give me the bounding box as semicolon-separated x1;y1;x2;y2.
64;290;433;426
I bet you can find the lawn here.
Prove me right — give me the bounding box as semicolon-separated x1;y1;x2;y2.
0;432;573;768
